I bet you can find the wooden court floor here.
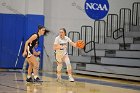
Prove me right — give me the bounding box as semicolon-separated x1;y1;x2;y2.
0;71;140;93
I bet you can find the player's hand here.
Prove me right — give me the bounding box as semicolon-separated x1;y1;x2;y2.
63;45;67;49
61;45;67;49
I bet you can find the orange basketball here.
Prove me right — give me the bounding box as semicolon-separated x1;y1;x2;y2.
76;40;85;49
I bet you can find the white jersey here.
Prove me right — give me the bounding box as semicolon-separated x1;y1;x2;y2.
54;36;72;45
54;36;72;53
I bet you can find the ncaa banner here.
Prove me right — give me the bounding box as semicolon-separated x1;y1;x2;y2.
85;0;109;20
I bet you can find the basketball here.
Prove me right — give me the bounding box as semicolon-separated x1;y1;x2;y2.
76;40;85;49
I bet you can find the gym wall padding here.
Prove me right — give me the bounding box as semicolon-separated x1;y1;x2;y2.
0;13;45;69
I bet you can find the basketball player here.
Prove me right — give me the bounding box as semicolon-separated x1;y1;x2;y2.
23;25;49;82
22;41;41;72
53;28;78;82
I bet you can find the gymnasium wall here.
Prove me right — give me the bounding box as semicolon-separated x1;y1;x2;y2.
0;0;45;69
43;0;140;71
0;0;139;71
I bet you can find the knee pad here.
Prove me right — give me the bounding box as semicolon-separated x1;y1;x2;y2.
65;60;71;71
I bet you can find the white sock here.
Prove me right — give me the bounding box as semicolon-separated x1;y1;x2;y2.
69;74;72;77
34;75;38;79
27;75;31;79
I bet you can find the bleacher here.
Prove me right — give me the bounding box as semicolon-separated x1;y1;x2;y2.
68;2;140;81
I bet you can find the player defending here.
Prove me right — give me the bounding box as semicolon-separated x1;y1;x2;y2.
23;25;49;82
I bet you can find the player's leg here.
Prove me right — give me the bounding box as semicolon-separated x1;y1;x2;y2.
56;62;63;81
27;55;40;81
36;57;40;75
31;57;40;76
22;59;28;72
26;58;33;82
63;54;74;82
55;51;64;81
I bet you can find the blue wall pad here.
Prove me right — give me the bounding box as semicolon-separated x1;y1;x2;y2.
0;13;45;69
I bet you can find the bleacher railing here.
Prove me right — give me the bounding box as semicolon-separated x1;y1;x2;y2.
113;28;126;49
84;41;97;63
107;14;119;37
68;31;80;56
80;26;97;63
119;8;131;32
81;26;93;51
81;26;93;43
132;2;140;26
94;20;106;44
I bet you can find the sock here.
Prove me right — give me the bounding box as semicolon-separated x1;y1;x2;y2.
69;74;72;77
27;75;31;79
34;75;38;79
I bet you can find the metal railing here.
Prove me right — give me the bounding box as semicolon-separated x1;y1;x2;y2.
113;28;126;49
81;25;93;43
94;20;106;43
119;8;131;32
68;31;80;56
106;14;119;37
132;2;140;26
81;25;93;51
84;41;97;63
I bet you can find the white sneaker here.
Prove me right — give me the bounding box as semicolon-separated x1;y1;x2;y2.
69;76;74;82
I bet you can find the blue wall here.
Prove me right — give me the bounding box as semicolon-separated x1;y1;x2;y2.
0;13;44;69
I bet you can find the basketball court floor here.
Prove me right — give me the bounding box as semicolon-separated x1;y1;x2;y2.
0;70;140;93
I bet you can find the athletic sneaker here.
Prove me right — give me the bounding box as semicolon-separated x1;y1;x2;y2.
26;77;33;82
34;77;40;82
68;76;74;82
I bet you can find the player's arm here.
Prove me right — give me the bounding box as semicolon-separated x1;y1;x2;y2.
53;44;66;50
69;41;76;47
53;44;60;50
68;38;77;47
